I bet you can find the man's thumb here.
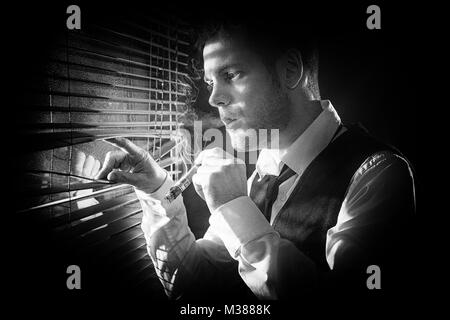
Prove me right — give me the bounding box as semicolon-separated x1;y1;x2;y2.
107;170;139;186
191;173;205;201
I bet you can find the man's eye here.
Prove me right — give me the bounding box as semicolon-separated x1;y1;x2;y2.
206;82;213;92
225;71;241;81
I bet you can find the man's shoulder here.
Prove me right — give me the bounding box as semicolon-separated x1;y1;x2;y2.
356;150;412;178
349;150;416;212
337;123;408;167
337;125;415;196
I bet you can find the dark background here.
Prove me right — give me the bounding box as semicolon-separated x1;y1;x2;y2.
5;2;419;166
4;0;421;313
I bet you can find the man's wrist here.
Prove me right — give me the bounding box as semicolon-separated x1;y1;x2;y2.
210;196;275;258
134;170;171;200
208;192;247;212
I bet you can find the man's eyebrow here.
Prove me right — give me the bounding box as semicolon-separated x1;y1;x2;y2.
204;63;243;82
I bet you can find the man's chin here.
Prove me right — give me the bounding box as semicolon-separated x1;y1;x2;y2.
228;133;260;153
232;143;259;153
226;126;280;152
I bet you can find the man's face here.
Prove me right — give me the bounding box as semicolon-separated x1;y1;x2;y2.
203;34;290;151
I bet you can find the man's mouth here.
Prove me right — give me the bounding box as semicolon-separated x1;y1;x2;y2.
222;117;237;126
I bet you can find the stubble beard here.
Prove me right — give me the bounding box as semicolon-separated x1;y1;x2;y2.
229;87;290;152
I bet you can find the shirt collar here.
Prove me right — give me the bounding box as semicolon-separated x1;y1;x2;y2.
255;100;341;179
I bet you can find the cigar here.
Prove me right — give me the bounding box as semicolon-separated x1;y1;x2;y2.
164;164;200;203
164;137;213;203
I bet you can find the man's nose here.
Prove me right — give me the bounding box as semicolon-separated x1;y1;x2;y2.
208;86;231;108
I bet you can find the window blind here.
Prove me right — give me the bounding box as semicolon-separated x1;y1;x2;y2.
16;10;192;295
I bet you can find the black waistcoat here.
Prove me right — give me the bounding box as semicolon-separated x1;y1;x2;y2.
271;124;398;271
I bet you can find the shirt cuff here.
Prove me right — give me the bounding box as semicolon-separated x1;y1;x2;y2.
134;171;173;201
209;196;275;258
134;171;184;221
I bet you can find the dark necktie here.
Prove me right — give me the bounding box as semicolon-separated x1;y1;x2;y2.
250;124;343;221
250;164;296;222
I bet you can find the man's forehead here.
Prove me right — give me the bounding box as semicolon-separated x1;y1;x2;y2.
203;39;229;58
203;37;253;75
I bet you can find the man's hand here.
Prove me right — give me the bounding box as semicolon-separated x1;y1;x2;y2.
71;150;101;180
95;137;167;194
70;150;101;209
192;148;247;212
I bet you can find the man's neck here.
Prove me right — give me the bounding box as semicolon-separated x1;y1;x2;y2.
277;100;323;152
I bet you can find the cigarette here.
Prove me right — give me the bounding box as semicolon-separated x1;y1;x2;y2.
164;164;200;203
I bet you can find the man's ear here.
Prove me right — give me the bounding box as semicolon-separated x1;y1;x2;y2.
285;49;303;89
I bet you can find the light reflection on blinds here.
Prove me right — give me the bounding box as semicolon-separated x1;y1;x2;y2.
18;12;191;294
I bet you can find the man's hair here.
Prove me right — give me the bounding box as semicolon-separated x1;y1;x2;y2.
192;11;321;100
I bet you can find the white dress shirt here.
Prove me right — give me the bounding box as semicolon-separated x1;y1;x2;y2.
136;100;415;299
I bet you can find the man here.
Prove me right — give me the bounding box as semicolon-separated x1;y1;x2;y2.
95;17;416;300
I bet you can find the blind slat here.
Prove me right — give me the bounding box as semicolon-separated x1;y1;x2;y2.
56;204;141;239
72;29;189;58
21;130;175;152
26;121;177;130
52;192;137;227
83;225;143;256
27;105;184;116
49;59;190;86
73;216;142;247
104;237;146;263
22;181;116;196
19;184;131;213
46;74;188;96
39;89;186;105
115;246;148;270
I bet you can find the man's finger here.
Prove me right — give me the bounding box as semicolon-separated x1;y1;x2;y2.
83;155;95;178
195;150;243;168
195;147;236;165
107;170;140;186
194;148;221;166
95;151;126;180
71;151;86;176
92;160;101;178
105;137;145;158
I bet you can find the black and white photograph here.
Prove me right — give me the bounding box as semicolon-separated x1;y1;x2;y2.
5;1;421;317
